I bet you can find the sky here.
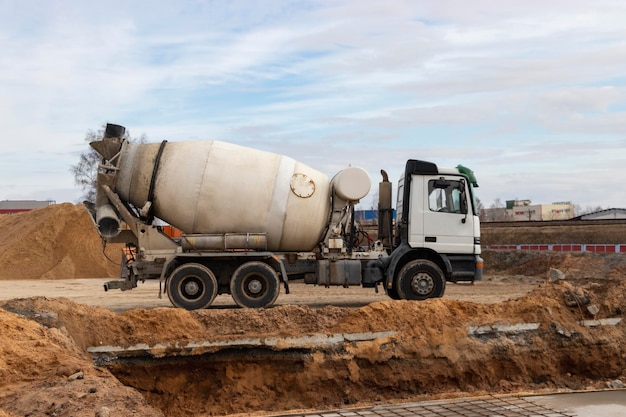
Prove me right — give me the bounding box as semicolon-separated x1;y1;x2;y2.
1;0;625;213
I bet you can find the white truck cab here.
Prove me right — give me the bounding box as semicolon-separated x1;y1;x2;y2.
379;160;483;300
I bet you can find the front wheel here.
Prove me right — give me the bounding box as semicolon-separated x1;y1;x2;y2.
386;285;402;300
167;263;218;310
230;261;280;308
396;259;446;300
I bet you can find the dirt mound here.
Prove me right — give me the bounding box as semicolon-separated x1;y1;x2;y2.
0;305;163;416
0;203;122;279
483;251;626;281
2;277;626;416
481;222;626;245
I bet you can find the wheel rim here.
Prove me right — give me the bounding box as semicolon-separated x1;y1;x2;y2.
180;276;204;300
245;277;264;296
411;272;435;295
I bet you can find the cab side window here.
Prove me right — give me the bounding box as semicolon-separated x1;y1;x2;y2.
428;180;463;214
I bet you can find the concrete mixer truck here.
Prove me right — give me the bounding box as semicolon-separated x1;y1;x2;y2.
86;123;483;310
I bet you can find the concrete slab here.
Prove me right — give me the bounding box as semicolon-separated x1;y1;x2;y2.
578;317;622;327
530;390;626;417
467;322;540;336
87;330;398;365
271;391;626;417
271;395;575;416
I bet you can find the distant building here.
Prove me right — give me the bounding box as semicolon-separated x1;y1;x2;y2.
573;208;626;220
354;209;397;224
481;200;574;222
0;200;55;215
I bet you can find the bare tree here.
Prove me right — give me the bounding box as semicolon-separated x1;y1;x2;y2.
574;204;583;217
490;198;504;209
575;204;604;216
475;197;484;212
70;125;147;203
369;190;379;211
475;197;487;221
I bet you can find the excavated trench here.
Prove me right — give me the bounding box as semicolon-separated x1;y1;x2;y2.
88;320;626;417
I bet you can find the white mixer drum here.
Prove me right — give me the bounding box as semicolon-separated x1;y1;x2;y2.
114;140;331;251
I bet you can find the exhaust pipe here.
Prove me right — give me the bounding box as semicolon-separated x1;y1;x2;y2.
378;170;393;248
95;204;122;238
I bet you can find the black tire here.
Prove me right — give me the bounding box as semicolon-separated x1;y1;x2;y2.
167;263;218;310
230;261;280;308
396;259;446;300
386;285;402;300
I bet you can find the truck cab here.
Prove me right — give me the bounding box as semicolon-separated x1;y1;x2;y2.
383;160;483;300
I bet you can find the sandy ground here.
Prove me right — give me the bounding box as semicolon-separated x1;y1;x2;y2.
0;278;540;312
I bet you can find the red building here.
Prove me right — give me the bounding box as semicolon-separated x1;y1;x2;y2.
0;200;55;215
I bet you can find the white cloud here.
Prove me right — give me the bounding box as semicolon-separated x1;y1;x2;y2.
1;0;626;210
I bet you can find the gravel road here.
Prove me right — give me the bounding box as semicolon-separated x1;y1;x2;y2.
0;277;540;312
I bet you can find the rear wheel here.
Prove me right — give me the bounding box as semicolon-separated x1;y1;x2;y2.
230;261;280;308
396;259;446;300
167;263;218;310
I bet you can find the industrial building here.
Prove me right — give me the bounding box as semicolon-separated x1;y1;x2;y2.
481;200;575;222
573;208;626;220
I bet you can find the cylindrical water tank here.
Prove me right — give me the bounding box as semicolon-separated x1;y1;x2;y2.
113;140;331;251
331;166;371;202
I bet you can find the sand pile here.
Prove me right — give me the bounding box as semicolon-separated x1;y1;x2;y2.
0;305;163;416
0;203;122;279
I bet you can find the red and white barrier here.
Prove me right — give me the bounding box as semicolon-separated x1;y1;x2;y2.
485;244;624;253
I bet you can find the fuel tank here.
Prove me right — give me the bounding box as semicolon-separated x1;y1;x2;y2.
113;140;332;251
